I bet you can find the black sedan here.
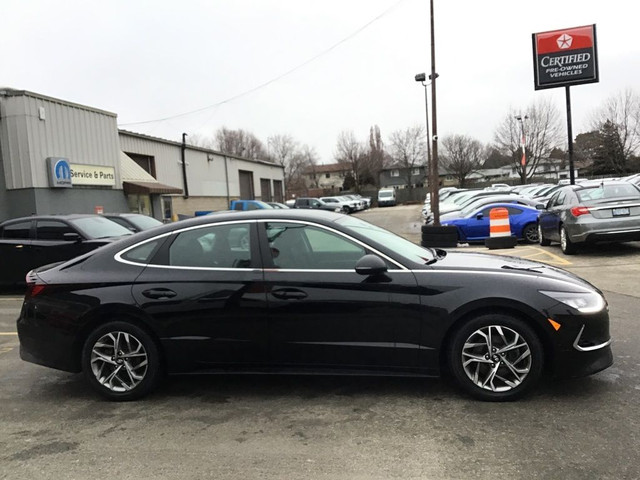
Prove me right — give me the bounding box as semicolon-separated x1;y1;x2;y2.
17;209;612;401
0;214;133;287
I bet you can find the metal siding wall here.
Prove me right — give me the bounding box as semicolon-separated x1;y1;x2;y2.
16;95;121;189
118;133;284;199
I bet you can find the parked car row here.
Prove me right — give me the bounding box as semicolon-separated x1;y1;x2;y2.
0;213;162;287
426;178;640;253
285;194;371;213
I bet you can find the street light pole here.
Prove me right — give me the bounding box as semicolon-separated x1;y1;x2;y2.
515;115;528;184
429;0;440;226
414;73;431;195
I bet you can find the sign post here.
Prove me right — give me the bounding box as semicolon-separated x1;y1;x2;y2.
532;24;598;184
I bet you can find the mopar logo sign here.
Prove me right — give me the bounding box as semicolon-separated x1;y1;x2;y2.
47;157;73;188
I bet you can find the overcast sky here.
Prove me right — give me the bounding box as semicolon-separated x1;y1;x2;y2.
4;0;637;164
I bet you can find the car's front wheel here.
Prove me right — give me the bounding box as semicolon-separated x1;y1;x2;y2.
82;321;162;401
448;314;544;401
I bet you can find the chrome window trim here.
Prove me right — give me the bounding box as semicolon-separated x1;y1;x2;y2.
573;325;612;352
114;219;254;268
114;218;408;272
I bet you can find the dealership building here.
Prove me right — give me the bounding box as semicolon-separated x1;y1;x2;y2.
0;89;285;222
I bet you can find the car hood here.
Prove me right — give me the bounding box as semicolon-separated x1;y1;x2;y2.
427;250;601;292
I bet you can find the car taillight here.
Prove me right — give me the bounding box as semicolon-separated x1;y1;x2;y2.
25;284;48;298
571;206;590;217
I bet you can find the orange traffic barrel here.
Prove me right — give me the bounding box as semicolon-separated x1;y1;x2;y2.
485;207;517;249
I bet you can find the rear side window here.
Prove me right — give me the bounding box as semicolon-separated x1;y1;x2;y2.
121;239;164;264
1;221;32;239
168;223;252;268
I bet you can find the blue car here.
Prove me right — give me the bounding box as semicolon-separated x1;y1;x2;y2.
441;203;540;243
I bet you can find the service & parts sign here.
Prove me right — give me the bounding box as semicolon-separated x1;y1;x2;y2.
532;24;598;90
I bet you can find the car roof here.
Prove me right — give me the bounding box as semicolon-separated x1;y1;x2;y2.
0;213;104;225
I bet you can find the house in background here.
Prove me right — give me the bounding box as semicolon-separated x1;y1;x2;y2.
303;163;350;191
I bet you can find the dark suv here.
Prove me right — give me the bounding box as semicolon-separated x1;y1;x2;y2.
0;214;132;287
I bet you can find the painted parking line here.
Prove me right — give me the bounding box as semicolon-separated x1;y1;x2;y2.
459;245;572;267
515;246;572;266
0;332;18;336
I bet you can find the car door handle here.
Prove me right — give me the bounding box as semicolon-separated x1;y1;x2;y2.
271;288;308;300
142;288;177;299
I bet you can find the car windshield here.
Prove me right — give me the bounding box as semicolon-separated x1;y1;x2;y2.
127;215;163;230
379;191;393;198
70;216;133;239
335;215;435;264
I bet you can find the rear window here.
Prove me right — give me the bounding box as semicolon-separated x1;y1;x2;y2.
576;183;640;202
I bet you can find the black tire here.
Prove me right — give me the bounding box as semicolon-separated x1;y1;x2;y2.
538;223;551;246
522;223;539;244
560;225;577;255
447;314;544;401
82;321;162;401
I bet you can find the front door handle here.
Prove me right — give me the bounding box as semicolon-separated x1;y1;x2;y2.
271;288;308;300
142;288;177;300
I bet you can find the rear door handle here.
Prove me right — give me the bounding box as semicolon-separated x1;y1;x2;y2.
142;288;177;299
271;288;308;300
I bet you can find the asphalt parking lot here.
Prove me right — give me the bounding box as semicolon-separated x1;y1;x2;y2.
1;204;638;479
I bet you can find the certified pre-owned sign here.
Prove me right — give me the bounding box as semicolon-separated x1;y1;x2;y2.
532;24;598;90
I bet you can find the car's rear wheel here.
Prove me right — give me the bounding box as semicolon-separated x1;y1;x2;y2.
522;223;539;244
538;223;551;246
82;321;162;401
560;225;577;254
448;314;544;401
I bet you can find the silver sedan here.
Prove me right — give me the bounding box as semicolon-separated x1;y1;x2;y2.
538;180;640;254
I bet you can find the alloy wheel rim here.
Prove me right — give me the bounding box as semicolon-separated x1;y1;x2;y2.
526;226;538;243
90;331;148;392
461;325;532;392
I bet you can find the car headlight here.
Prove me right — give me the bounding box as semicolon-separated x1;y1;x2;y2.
539;290;606;313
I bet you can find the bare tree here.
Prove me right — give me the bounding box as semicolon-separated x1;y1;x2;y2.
335;131;364;192
268;134;317;191
214;127;268;160
440;134;485;187
363;125;386;187
388;126;427;191
589;89;640;168
493;98;564;183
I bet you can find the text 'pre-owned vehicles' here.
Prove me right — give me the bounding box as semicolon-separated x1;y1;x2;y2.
0;214;133;287
17;210;612;402
537;180;640;254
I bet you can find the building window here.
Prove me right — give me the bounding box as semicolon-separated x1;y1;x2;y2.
412;168;421;176
125;152;156;178
391;170;400;177
325;173;330;178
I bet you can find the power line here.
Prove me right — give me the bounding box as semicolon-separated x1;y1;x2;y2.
118;0;407;127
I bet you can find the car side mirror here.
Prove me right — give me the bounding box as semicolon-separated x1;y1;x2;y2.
476;213;483;220
63;232;82;242
355;254;388;276
536;203;545;210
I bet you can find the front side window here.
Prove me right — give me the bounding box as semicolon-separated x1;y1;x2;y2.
168;223;252;268
35;220;76;240
265;222;367;270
